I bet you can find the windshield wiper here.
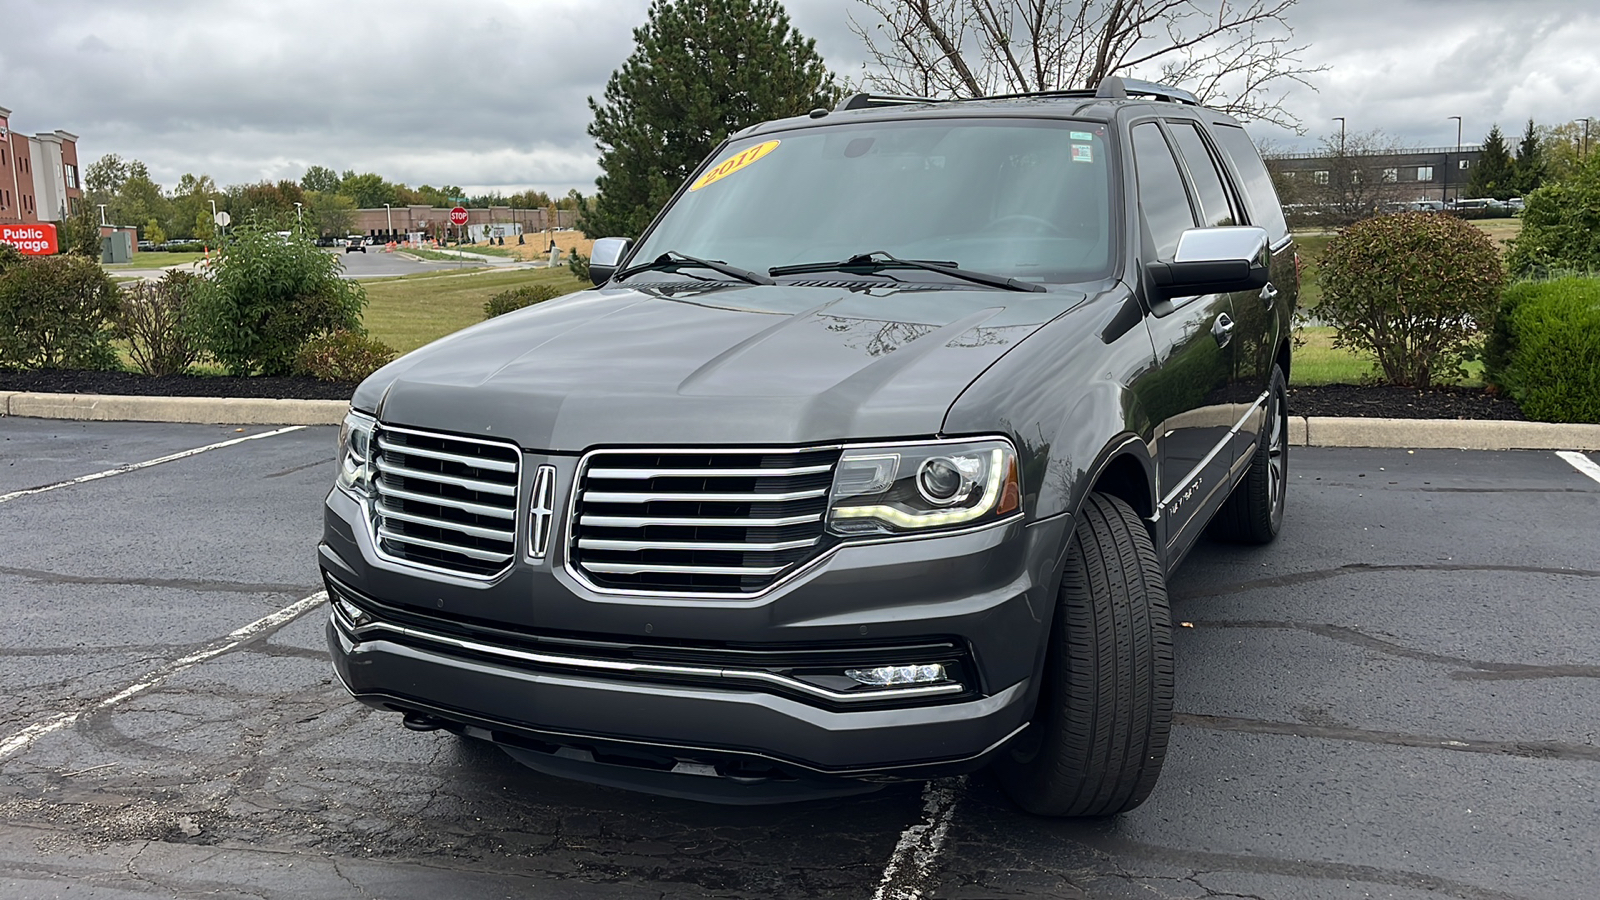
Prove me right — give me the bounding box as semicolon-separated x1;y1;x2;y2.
769;251;1045;293
616;250;774;286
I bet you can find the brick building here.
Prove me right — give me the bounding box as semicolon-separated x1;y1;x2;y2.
0;104;82;225
1267;144;1485;204
350;205;578;242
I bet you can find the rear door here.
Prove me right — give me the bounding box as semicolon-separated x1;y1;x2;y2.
1127;120;1237;557
1208;123;1297;462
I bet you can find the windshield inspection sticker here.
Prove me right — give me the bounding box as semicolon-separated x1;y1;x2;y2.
1071;144;1094;163
1071;131;1095;141
690;140;781;191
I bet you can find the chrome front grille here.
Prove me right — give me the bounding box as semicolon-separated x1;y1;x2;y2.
371;426;521;578
571;448;840;594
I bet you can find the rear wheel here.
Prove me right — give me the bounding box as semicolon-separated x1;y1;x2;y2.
996;492;1173;817
1208;366;1288;544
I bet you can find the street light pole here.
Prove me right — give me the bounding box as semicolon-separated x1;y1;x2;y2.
96;203;107;226
1447;116;1462;205
293;201;303;234
384;202;392;238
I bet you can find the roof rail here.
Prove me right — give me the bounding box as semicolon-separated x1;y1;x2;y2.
835;92;943;111
1093;76;1200;106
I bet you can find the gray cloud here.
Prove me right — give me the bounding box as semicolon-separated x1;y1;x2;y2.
3;0;1597;196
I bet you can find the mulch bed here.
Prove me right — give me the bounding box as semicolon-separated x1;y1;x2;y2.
1287;383;1527;421
0;370;356;401
1;369;1530;421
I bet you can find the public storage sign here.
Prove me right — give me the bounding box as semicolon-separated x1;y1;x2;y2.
0;223;60;255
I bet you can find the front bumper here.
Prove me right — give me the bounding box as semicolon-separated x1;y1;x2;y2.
322;481;1068;783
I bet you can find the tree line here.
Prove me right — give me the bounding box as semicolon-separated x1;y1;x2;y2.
83;157;584;243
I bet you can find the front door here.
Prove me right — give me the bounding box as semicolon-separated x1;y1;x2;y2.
1128;120;1239;557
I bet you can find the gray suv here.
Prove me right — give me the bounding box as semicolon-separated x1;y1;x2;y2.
322;76;1297;816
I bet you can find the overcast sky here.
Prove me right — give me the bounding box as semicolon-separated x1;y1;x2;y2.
2;0;1597;196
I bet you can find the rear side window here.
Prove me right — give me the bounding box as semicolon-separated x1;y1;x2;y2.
1168;122;1236;228
1130;122;1196;261
1208;124;1288;242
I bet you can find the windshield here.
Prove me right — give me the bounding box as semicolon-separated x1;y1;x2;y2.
630;117;1115;286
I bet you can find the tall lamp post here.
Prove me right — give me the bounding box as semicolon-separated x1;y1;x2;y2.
1447;116;1462;205
96;203;107;226
384;202;393;241
293;201;303;234
1331;117;1346;215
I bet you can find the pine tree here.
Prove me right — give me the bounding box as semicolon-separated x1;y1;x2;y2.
1466;125;1515;200
1513;118;1546;197
579;0;841;239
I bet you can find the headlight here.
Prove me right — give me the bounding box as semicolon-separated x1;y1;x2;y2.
827;438;1021;536
336;410;375;496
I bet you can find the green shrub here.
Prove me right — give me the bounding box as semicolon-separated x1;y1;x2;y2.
566;249;591;283
189;221;368;375
1318;212;1504;388
1506;153;1600;277
484;283;562;319
0;248;121;370
115;270;205;376
294;330;396;382
1484;277;1600;423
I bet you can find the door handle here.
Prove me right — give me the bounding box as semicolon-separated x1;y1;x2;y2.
1260;282;1279;310
1212;312;1234;348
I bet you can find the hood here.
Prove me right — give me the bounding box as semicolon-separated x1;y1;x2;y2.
356;282;1085;451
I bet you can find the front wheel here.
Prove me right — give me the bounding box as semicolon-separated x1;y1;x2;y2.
995;492;1174;817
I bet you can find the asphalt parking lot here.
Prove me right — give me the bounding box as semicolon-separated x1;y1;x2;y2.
1;418;1596;899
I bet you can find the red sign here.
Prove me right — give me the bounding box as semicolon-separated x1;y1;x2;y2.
449;207;469;226
0;223;59;255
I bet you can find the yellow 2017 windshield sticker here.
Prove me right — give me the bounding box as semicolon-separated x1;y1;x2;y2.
689;140;780;191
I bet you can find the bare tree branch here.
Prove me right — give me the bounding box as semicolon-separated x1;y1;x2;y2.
850;0;1327;133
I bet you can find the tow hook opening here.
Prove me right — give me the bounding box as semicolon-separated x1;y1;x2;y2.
402;711;446;732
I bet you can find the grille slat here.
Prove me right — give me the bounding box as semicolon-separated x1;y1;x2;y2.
371;428;521;578
572;448;840;595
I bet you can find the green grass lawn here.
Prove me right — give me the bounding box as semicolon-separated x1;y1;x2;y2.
105;251;208;269
1291;326;1485;387
362;266;589;354
403;245;516;262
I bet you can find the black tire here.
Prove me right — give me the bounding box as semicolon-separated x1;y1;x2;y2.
996;492;1173;817
1208;366;1288;544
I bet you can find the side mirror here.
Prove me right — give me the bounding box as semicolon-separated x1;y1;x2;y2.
589;237;631;285
1146;226;1270;300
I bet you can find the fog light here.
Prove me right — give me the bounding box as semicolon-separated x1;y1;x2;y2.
331;593;370;628
844;663;947;687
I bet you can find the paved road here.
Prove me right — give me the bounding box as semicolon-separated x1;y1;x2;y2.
0;419;1595;899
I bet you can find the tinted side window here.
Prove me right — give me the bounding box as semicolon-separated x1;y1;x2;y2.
1131;122;1196;260
1209;124;1289;242
1169;122;1236;228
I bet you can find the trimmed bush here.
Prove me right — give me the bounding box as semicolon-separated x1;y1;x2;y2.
0;246;121;370
294;330;396;383
1484;277;1600;423
1318;212;1504;388
1506;153;1600;277
189;222;368;375
115;270;205;376
566;249;591;283
484;283;562;319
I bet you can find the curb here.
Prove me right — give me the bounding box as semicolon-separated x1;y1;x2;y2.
2;392;1599;451
0;392;347;426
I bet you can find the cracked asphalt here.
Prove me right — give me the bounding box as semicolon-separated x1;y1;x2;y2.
1;419;1596;899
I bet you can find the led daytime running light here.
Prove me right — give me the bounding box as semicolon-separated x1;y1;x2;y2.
832;448;1006;528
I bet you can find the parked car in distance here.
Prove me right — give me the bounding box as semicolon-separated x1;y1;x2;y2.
345;235;367;253
322;75;1298;817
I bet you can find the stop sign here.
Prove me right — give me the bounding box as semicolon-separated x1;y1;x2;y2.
449;207;469;226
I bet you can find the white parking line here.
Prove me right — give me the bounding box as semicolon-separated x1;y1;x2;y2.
0;590;327;762
1557;451;1600;487
872;776;966;900
0;425;306;505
